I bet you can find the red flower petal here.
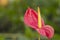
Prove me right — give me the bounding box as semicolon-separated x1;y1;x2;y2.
36;25;54;39
24;8;45;29
44;25;54;39
36;28;46;36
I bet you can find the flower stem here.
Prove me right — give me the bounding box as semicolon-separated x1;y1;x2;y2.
38;34;40;40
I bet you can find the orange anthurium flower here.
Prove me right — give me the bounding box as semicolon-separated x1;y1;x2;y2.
24;7;54;39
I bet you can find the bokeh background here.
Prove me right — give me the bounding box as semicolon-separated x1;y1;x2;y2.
0;0;60;40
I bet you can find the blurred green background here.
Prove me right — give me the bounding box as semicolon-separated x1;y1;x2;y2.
0;0;60;40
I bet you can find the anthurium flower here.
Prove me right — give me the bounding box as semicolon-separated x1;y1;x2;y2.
24;7;54;39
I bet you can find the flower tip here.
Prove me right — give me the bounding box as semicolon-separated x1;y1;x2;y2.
27;7;31;9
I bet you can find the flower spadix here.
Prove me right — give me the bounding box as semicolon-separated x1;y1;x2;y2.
24;7;54;39
38;7;41;28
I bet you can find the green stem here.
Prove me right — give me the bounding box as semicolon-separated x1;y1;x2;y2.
38;34;40;40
